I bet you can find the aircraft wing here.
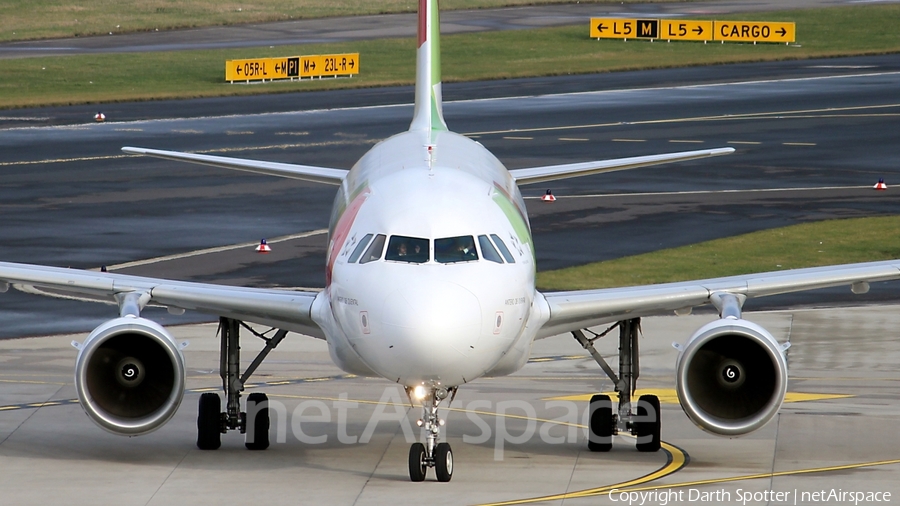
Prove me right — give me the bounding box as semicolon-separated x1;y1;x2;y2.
509;147;734;185
537;259;900;338
122;147;347;186
0;261;324;338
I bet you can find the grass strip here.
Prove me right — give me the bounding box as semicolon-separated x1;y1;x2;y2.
0;0;687;43
536;216;900;291
2;5;899;109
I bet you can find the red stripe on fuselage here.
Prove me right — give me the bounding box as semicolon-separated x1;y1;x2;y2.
326;188;371;286
418;0;427;47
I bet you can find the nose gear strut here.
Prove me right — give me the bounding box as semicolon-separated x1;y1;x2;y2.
406;385;457;482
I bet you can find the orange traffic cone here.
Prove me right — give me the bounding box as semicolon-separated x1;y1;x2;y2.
94;112;106;122
541;189;556;202
255;239;271;253
874;178;887;190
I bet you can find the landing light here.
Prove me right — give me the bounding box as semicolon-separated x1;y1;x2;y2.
413;385;427;400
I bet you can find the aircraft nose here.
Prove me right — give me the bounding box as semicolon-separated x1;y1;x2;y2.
378;280;482;381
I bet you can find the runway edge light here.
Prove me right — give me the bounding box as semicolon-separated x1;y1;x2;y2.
874;178;887;190
541;189;557;202
255;239;272;253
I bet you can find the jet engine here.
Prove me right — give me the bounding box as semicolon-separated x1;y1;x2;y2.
74;317;185;436
675;318;788;436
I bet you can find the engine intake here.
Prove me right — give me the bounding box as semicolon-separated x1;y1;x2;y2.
675;318;787;436
74;317;185;436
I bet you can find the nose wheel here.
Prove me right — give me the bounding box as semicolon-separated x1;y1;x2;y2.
408;440;454;482
408;442;427;482
434;442;453;482
406;385;456;482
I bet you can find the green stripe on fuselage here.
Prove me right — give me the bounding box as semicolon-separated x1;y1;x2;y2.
491;186;534;257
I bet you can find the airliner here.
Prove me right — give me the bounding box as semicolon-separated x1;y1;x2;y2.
2;0;900;483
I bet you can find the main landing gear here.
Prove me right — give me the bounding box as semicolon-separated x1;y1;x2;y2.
406;385;457;482
197;317;287;451
573;318;661;453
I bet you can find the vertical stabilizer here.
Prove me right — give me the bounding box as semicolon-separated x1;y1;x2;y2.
409;0;448;132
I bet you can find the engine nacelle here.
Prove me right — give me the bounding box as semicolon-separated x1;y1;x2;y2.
74;317;186;436
675;318;787;436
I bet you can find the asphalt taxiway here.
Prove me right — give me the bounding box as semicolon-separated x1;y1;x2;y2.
1;40;900;506
1;55;899;337
1;305;898;505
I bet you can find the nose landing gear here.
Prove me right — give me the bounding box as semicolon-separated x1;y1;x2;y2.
406;384;457;482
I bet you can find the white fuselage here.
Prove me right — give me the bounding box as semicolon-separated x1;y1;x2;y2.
311;129;549;388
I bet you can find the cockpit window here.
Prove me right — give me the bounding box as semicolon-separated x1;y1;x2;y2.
385;235;429;263
359;234;386;264
348;233;373;263
478;235;503;264
435;236;478;263
490;234;516;263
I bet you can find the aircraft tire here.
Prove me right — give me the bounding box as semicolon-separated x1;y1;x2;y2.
245;392;270;450
409;443;427;482
635;394;661;452
588;394;613;452
434;442;453;482
197;392;222;450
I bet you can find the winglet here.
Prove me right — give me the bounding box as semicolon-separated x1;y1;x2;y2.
409;0;448;132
